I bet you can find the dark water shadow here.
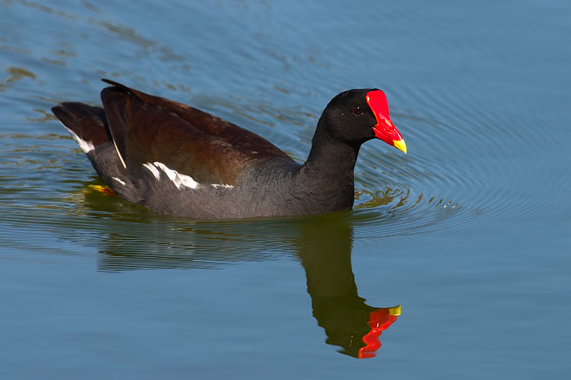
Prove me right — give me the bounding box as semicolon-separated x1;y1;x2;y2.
295;216;401;358
81;185;401;359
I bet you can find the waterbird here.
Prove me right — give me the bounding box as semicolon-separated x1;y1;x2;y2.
52;79;406;219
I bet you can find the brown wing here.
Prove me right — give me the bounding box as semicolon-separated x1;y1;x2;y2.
100;80;291;185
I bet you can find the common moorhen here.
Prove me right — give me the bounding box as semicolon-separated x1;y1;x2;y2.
52;80;406;219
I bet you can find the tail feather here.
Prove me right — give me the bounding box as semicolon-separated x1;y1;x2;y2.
52;101;140;202
52;102;111;149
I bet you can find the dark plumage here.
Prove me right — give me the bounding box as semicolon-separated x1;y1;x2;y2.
52;79;406;219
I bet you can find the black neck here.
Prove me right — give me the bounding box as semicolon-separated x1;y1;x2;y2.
295;122;361;212
303;125;360;176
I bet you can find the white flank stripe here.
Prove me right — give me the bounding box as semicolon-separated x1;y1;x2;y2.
112;177;126;186
153;162;200;190
143;163;161;180
63;125;95;153
142;162;233;190
211;184;234;189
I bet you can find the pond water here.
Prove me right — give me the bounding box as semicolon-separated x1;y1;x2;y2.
1;0;570;379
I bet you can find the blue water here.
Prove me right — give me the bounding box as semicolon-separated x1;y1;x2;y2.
1;0;570;378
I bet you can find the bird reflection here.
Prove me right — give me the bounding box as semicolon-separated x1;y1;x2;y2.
297;217;400;358
80;181;400;358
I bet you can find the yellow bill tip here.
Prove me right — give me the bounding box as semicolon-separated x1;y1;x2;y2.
388;305;402;316
393;139;407;154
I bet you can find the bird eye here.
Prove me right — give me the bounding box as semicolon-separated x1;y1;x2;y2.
351;106;363;116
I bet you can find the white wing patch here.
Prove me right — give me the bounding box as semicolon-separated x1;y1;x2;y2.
62;125;95;153
142;162;234;190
